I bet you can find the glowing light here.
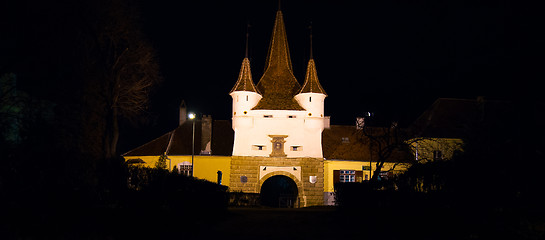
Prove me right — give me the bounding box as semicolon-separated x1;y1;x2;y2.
188;113;196;120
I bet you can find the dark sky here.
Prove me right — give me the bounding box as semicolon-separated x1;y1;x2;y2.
137;0;537;132
2;0;540;153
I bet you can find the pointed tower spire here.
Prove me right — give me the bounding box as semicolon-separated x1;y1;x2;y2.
299;26;326;95
254;10;304;110
230;58;259;94
300;58;326;95
230;23;259;94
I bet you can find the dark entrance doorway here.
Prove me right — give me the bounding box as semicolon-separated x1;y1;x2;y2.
260;175;298;208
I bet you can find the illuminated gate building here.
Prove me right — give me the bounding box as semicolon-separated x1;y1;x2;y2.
124;9;412;207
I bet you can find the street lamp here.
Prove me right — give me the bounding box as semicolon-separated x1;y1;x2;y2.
188;113;196;177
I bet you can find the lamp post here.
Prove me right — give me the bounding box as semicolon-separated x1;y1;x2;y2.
188;113;196;177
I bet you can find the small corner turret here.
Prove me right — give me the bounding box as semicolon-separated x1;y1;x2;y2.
295;27;326;120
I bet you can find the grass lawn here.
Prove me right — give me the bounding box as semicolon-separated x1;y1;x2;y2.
4;205;544;239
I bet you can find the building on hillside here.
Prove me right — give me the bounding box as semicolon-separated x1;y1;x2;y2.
408;98;494;163
408;97;518;163
123;9;410;207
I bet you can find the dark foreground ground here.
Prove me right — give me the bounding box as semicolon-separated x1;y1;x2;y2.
3;205;544;240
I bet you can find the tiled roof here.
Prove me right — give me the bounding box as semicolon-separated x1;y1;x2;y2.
123;120;233;156
253;10;304;111
322;125;372;161
230;58;259;94
411;98;514;139
166;122;202;155
122;130;172;156
322;125;412;163
299;59;326;95
210;120;234;156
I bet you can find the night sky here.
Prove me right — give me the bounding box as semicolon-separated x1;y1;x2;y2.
125;0;541;152
137;0;537;126
3;0;541;153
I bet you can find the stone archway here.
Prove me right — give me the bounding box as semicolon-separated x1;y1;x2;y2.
260;175;299;208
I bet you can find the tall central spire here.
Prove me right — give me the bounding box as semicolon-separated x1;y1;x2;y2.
254;10;304;110
262;10;293;74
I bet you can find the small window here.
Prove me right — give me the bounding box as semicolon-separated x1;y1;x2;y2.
291;146;302;151
334;170;363;184
288;115;296;119
252;145;265;151
178;163;193;177
341;137;350;143
309;96;312;102
264;115;273;118
246;95;249;101
339;170;356;183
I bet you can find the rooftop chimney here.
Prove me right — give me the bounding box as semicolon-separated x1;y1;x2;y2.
179;100;187;126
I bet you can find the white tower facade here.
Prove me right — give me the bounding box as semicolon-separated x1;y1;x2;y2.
230;10;327;159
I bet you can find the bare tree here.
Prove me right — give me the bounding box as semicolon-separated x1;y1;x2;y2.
356;116;412;182
79;0;161;163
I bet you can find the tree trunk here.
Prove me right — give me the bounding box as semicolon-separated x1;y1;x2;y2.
104;106;119;161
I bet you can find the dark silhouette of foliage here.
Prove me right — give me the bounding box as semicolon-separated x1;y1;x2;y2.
356;117;413;183
155;154;168;170
126;165;229;211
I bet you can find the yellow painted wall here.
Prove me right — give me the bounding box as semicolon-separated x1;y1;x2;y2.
323;160;410;193
125;155;411;196
123;155;231;187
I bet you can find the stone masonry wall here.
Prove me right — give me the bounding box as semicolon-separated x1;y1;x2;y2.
229;156;324;207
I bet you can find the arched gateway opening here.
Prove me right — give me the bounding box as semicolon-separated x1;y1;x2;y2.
260;175;299;208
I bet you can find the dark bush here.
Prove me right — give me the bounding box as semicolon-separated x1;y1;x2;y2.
334;181;435;210
229;191;260;207
124;166;229;212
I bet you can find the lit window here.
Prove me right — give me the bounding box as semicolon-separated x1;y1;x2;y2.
341;137;350;143
339;170;356;182
178;163;193;177
291;146;302;151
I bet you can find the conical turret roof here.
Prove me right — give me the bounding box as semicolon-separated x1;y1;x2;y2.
299;58;326;95
253;10;304;110
230;57;259;93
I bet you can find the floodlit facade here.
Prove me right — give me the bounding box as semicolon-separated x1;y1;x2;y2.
230;10;327;159
123;9;413;207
